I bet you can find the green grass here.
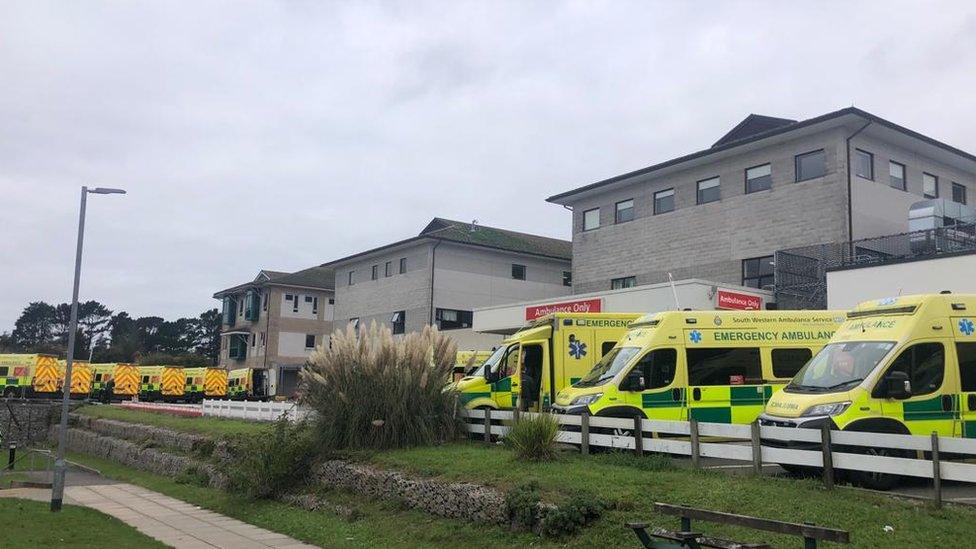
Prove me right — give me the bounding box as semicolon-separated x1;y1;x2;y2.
75;404;267;438
65;451;556;548
0;497;169;548
367;442;974;548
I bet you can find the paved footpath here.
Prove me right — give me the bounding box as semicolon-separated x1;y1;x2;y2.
1;483;318;549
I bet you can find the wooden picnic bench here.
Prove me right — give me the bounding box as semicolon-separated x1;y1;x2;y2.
627;503;850;549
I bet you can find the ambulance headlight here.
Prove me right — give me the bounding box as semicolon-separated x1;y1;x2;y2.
802;401;851;417
571;393;603;406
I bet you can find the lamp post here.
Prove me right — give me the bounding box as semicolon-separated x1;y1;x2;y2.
51;185;125;512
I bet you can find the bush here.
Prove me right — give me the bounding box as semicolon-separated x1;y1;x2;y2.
223;416;317;499
539;493;604;538
175;465;211;487
505;413;560;461
300;322;462;451
504;482;542;531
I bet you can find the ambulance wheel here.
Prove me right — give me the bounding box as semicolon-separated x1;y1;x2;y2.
848;446;905;490
2;387;16;398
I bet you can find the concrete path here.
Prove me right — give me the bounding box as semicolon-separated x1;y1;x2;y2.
0;483;317;549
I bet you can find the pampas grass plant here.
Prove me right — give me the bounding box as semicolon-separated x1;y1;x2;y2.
299;321;462;450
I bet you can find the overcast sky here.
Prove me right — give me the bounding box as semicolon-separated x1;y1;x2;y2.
2;1;976;330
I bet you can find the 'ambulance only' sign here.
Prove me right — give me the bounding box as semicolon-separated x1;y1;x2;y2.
716;290;762;310
525;298;603;320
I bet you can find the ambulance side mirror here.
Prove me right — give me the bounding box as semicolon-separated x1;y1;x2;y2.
883;371;911;400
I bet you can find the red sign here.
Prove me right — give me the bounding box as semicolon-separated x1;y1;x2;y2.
525;298;603;321
729;374;745;385
716;290;762;311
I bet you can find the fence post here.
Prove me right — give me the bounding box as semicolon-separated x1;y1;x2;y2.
580;413;590;456
690;418;700;469
7;443;15;471
512;407;520;424
821;423;834;490
483;408;492;444
931;432;942;509
633;416;644;457
750;420;762;476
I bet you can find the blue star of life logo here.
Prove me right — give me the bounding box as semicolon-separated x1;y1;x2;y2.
689;330;702;344
960;318;975;336
569;340;587;359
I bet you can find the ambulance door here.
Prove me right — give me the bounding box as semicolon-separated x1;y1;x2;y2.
685;342;763;424
562;329;597;391
518;342;548;411
489;344;520;409
877;340;957;436
955;340;976;437
619;348;684;421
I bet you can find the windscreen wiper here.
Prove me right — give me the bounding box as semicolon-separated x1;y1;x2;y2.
821;378;864;391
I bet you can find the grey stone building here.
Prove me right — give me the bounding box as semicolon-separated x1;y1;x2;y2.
213;266;335;375
548;107;976;295
325;218;572;349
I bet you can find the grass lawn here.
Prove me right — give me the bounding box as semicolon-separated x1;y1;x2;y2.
368;442;973;548
64;451;554;549
75;404;267;439
0;497;169;548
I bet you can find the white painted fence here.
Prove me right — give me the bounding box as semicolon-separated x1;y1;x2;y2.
461;409;976;503
202;399;310;422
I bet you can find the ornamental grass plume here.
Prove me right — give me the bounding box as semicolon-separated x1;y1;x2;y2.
299;321;462;450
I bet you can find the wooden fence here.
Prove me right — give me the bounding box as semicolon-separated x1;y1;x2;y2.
460;408;976;506
201;399;310;422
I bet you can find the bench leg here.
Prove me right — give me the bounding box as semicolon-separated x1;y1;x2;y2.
804;536;817;549
629;526;655;548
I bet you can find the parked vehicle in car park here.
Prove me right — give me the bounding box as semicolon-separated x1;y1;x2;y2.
227;367;270;400
0;354;55;398
90;363;139;400
552;310;844;427
455;313;642;411
183;367;228;402
454;350;494;380
760;293;976;489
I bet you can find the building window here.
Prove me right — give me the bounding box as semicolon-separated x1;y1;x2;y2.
745;164;771;194
583;208;600;231
305;334;316;349
349;318;360;331
696;176;721;204
251;333;256;348
795;149;826;182
889;161;906;190
328;298;335;305
385;261;392;277
391;311;405;335
436;308;473;330
260;332;266;346
512;264;526;280
371;265;378;280
312;297;319;315
923;173;939;198
292;294;299;313
611;276;636;290
615;199;634;223
854;149;873;180
348;271;355;285
952;182;967;205
399;257;407;274
562;271;572;287
654;188;675;214
742;256;774;289
262;292;268;311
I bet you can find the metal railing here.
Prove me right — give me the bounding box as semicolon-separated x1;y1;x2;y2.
775;220;976;309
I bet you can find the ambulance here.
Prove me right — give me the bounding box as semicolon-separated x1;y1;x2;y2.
552;310;843;425
184;367;228;401
455;313;642;411
57;359;93;397
137;366;184;401
760;293;976;489
90;363;139;400
454;350;494;380
0;354;55;398
227;368;270;400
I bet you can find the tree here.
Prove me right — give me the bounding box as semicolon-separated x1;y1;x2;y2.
0;331;16;352
197;309;221;365
11;301;56;349
77;300;112;348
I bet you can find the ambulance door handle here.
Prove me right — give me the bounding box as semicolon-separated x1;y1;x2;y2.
968;394;976;412
671;388;681;403
692;388;701;401
941;395;953;412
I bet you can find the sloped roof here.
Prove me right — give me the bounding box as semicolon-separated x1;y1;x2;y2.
712;114;797;148
323;218;572;266
214;266;334;298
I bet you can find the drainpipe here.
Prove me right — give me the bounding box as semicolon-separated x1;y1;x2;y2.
263;288;270;370
429;240;441;326
846;120;873;257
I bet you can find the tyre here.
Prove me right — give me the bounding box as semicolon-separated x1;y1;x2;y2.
2;386;16;398
847;445;905;490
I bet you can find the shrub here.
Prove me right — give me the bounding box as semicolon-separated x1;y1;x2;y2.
505;413;560;461
539;493;604;538
504;482;542;531
175;465;211;487
223;416;317;499
300;322;462;451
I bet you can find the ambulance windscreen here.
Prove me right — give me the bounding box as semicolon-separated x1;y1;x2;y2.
787;341;895;393
575;346;640;387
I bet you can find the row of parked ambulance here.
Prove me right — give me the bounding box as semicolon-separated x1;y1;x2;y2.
0;357;271;402
454;293;976;487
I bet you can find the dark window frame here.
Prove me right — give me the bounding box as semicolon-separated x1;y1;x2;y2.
741;255;774;289
435;308;473;330
348;271;355;286
696;176;721;204
385;261;392;277
923;172;939;199
305;334;316;348
371;265;378;280
511;263;526;280
615;199;635;224
391;311;405;335
582;207;601;231
854;149;874;181
399;257;407;274
744;163;772;194
562;271;572;287
889;160;906;191
611;276;636;290
952;182;967;205
653;188;675;215
795;148;827;182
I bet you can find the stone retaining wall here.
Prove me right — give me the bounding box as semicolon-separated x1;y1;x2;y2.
68;413;214;455
0;400;59;445
314;460;508;524
51;425;226;488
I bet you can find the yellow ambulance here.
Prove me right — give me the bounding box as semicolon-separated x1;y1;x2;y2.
137;365;184;401
184;367;228;401
57;359;93;397
454;313;641;411
760;293;976;488
90;363;139;400
227;368;270;400
0;354;55;398
552;310;843;425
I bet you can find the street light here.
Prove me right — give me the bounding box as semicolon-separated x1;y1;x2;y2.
51;185;125;512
